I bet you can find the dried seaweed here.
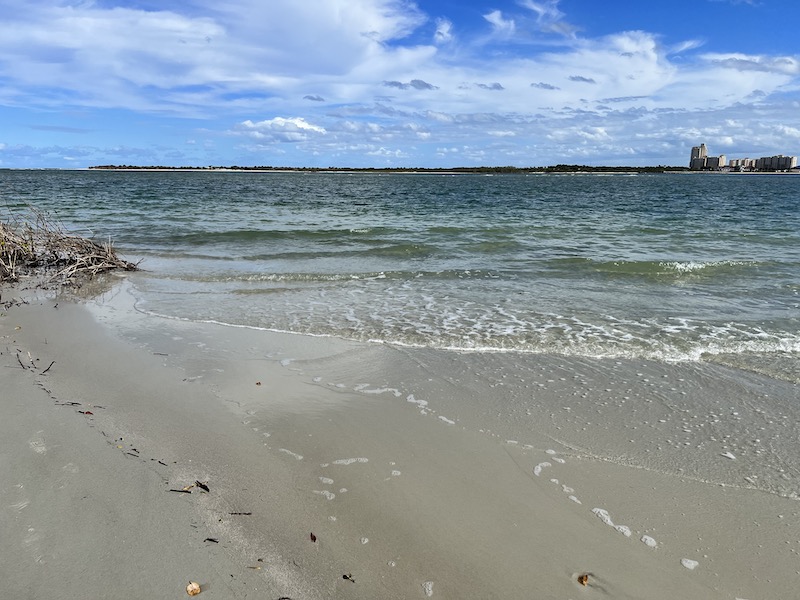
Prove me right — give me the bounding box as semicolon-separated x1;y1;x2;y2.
0;210;138;285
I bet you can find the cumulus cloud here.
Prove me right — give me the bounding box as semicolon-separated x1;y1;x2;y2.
235;117;327;142
476;83;505;91
488;130;516;137
601;95;650;103
704;54;800;75
383;79;439;90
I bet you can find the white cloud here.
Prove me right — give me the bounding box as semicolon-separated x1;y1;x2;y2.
235;117;327;142
434;18;454;44
703;53;800;75
483;10;516;39
518;0;577;37
366;146;408;158
776;124;800;139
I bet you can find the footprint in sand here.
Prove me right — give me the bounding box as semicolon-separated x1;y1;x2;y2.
533;462;551;476
28;432;47;454
641;535;658;548
681;558;699;570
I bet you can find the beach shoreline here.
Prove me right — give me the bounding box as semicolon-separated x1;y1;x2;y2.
2;277;798;599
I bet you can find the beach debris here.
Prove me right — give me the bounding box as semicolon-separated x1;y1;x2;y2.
41;360;55;374
204;538;219;543
230;512;252;516
78;410;93;415
1;212;138;285
721;451;736;460
256;381;262;386
577;573;589;586
195;480;210;493
246;566;262;570
310;532;317;543
186;581;201;596
343;573;355;583
168;489;192;494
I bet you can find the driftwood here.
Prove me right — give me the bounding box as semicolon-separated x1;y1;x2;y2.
0;211;138;285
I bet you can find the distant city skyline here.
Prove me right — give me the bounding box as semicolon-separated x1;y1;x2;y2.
690;143;797;171
1;1;799;169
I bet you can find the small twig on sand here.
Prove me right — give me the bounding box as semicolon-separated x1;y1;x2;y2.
41;360;55;374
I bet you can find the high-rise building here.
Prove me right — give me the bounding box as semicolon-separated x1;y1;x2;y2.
689;144;709;169
690;144;707;161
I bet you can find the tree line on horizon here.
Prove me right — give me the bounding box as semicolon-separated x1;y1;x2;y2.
89;164;687;173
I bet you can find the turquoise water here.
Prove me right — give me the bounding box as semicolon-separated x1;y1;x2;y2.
2;169;798;378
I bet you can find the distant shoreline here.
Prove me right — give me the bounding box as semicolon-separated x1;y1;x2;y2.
86;164;685;174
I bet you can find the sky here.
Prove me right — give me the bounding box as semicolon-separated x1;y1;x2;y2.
1;0;799;168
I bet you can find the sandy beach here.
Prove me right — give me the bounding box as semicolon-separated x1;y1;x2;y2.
2;276;798;599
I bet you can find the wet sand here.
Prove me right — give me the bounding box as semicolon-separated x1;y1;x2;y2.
1;278;797;599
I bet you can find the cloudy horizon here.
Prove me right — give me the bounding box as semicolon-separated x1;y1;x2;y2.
1;0;798;168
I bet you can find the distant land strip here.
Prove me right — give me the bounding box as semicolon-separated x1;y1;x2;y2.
88;164;687;174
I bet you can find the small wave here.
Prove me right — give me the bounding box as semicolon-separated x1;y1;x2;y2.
138;268;505;285
660;260;755;274
165;226;394;246
589;259;759;278
137;294;800;369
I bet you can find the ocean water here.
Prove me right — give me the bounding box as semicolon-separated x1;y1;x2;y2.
3;169;798;377
3;169;800;500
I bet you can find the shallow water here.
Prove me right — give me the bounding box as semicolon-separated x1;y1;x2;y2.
4;169;797;378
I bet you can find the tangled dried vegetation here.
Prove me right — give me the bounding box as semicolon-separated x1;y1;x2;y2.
1;212;138;285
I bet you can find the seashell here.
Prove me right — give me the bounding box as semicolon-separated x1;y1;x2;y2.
577;573;589;586
186;581;201;596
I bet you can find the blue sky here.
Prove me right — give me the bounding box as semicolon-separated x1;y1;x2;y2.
1;0;798;168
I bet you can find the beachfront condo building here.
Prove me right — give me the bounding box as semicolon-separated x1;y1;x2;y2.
690;144;797;171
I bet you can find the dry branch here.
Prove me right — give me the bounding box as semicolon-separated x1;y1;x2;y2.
1;211;138;285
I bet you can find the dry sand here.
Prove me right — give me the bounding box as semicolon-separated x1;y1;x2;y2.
1;278;796;599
